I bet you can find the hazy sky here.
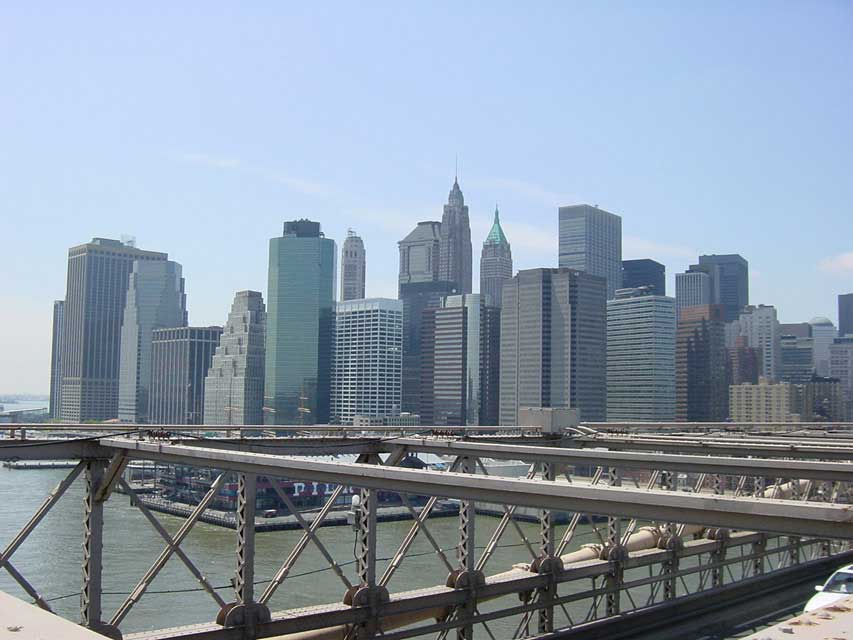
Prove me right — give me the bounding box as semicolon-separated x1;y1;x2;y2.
2;2;852;394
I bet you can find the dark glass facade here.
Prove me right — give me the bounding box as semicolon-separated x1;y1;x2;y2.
399;280;457;415
621;259;665;295
420;294;500;426
697;254;748;322
499;268;606;424
839;293;853;337
265;221;336;425
676;305;729;421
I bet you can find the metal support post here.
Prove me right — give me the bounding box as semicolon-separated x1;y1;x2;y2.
447;457;485;640
752;533;767;576
356;485;377;588
535;463;562;634
81;459;121;639
709;528;728;589
219;473;270;636
236;472;257;604
347;455;389;639
659;470;679;601
604;467;624;616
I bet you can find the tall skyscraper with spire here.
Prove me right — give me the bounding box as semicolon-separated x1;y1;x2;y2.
479;205;513;307
340;230;366;301
439;177;472;294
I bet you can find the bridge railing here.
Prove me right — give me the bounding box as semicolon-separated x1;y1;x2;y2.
0;426;852;640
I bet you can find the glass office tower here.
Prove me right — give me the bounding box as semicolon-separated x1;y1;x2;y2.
264;220;336;425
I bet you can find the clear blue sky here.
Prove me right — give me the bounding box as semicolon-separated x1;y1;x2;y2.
2;2;852;394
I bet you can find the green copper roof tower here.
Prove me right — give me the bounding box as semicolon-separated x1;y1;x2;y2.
264;220;337;425
479;205;513;307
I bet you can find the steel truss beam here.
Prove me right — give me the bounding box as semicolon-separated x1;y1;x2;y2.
387;437;853;479
101;438;853;539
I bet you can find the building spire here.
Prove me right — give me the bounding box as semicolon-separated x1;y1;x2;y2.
484;204;508;246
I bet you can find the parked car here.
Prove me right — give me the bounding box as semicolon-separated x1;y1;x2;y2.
804;564;853;612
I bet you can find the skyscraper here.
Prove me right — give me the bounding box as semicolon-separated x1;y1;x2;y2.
398;280;457;415
810;317;837;377
331;298;403;425
399;221;441;286
149;326;222;425
780;334;814;384
479;206;513;307
49;300;64;419
728;305;781;381
500;268;606;424
829;336;853;420
118;260;187;423
398;219;456;416
340;230;366;301
438;178;473;293
676;305;729;421
697;254;748;322
60;238;168;422
622;259;665;295
675;268;712;313
265;220;336;425
420;294;500;426
558;204;622;299
729;335;761;385
839;293;853;337
203;291;266;425
606;287;676;421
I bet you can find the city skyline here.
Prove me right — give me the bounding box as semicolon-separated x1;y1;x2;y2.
3;3;853;393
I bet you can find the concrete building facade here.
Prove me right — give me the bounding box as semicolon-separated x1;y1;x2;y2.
149;326;222;425
60;238;168;422
203;291;266;425
330;298;403;425
606;287;676;421
675;269;712;313
558;204;622;299
265;220;336;425
479;206;512;308
398;221;441;287
340;230;366;302
728;305;781;381
729;378;801;423
118;260;187;423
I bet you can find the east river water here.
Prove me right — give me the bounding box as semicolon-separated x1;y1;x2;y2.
0;467;807;637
